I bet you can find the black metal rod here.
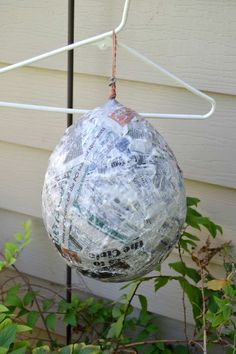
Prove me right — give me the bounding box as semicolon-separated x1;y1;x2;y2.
66;0;74;345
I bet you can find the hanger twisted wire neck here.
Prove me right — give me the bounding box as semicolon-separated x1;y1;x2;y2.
109;30;117;100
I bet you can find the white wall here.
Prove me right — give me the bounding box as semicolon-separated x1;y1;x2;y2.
0;0;235;324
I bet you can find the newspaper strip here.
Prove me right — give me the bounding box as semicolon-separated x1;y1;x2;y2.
42;99;186;282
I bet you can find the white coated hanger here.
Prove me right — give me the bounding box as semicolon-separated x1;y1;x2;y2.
0;0;215;120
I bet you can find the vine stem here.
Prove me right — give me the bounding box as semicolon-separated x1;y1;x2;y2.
11;264;54;344
233;324;236;354
115;281;141;353
200;267;207;354
123;282;141;325
119;338;204;349
178;243;190;353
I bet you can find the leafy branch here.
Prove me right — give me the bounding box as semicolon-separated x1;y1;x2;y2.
0;197;235;354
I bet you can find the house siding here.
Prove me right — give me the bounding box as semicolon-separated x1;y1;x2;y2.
0;0;235;324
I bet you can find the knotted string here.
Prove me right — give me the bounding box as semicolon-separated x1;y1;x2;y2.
109;30;117;100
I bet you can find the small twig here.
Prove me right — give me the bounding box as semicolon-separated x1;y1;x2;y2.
11;264;54;344
200;267;207;354
17;334;54;343
73;331;84;344
79;312;101;338
29;283;66;301
233;324;236;354
178;243;190;353
114;281;141;353
117;349;137;354
121;338;203;348
0;275;24;302
120;282;141;334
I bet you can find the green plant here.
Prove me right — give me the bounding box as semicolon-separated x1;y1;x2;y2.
205;263;236;354
0;220;31;271
0;197;235;353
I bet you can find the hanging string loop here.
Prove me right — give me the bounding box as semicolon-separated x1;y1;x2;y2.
109;30;117;100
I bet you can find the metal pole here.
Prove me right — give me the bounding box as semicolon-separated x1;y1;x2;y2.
66;0;74;345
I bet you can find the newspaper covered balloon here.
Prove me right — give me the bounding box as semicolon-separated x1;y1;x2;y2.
42;99;186;282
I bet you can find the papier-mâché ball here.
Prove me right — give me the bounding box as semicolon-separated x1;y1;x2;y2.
42;99;186;282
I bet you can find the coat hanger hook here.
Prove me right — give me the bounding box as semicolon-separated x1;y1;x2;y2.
115;0;131;33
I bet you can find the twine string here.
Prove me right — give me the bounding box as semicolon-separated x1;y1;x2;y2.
109;30;117;99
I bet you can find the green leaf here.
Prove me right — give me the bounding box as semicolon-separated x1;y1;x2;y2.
138;311;150;326
182;239;197;247
35;340;44;348
146;323;158;334
174;345;189;354
120;281;135;291
141;344;159;354
32;346;50;354
22;220;32;233
216;224;223;234
112;306;122;319
0;324;17;348
107;314;125;338
212;313;225;328
4;248;14;263
64;344;101;354
138;294;148;313
169;261;201;283
5;294;22;308
187;197;200;207
64;312;77;327
126;281;141;302
9;348;27;354
45;313;56;331
0;261;7;271
58;299;72;312
136;328;149;341
0;304;9;313
137;294;150;325
5;242;19;254
155;342;165;350
207;292;221;313
59;346;72;354
23;292;35;306
16;324;32;333
79;345;101;354
154;276;169;291
186;205;222;238
17;308;29;318
223;305;232;320
196;217;218;238
27;311;39;328
84;297;94;307
163;349;172;354
179;239;191;253
42;299;54;311
177;277;202;325
0;314;7;323
185;207;201;230
15;233;23;241
226;348;234;354
5;285;21;305
182;232;200;241
0;318;12;330
0;349;8;354
214;296;227;308
224;284;236;298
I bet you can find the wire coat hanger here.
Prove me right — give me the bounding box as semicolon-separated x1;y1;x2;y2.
0;0;215;120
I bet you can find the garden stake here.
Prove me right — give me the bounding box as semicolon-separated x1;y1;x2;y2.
66;0;74;345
